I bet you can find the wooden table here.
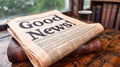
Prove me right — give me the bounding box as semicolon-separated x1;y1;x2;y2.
0;30;120;67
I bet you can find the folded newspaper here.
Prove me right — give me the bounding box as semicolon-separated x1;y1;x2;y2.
7;10;104;67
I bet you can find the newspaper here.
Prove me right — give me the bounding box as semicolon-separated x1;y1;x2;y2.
7;10;104;67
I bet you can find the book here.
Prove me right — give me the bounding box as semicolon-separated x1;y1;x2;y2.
92;5;96;22
95;5;102;23
115;5;120;30
7;38;29;63
101;3;108;26
109;4;118;29
7;38;101;63
7;10;104;67
104;3;112;28
71;0;79;19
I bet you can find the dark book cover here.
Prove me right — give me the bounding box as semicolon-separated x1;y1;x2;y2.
95;5;102;23
104;3;112;28
101;3;108;26
109;4;118;29
115;5;120;30
92;5;97;22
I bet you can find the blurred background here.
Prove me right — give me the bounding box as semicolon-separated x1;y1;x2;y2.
0;0;71;19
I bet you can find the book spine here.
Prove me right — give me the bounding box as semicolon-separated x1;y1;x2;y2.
72;0;79;19
104;3;112;28
101;3;108;26
115;5;120;30
109;4;118;29
92;5;96;22
96;5;102;23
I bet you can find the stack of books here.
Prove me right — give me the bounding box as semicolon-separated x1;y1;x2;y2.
92;3;120;30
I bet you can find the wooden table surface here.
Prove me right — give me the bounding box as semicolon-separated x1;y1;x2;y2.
0;30;120;67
